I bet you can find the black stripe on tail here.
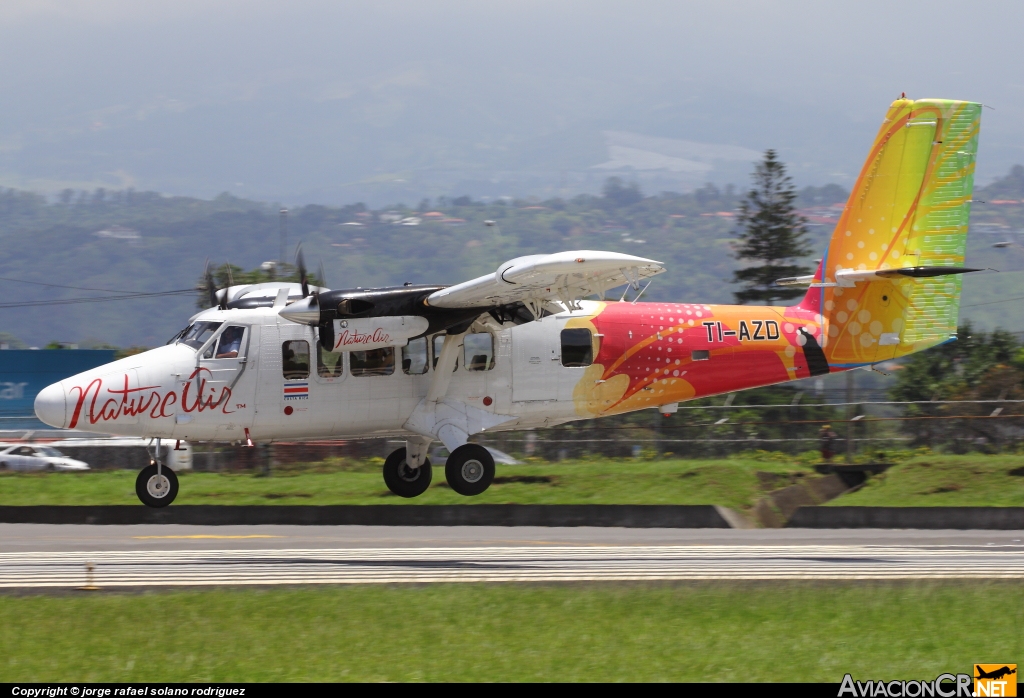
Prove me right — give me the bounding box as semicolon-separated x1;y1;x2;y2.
799;329;830;376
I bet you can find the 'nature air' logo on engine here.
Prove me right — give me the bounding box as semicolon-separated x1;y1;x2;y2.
334;327;391;349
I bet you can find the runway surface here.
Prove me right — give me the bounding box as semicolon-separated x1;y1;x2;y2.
2;524;1023;588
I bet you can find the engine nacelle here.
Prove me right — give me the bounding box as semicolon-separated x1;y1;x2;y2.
328;316;429;352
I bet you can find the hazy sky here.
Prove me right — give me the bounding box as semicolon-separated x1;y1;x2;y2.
1;0;1020;204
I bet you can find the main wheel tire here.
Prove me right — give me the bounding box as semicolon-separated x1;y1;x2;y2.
135;463;179;508
382;448;433;498
444;444;495;496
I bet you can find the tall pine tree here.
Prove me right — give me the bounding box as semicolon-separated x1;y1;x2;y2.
732;150;812;304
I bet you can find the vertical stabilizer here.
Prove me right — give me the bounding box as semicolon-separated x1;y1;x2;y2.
803;98;981;366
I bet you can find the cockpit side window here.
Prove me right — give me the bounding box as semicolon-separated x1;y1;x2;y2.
179;322;223;351
214;326;246;359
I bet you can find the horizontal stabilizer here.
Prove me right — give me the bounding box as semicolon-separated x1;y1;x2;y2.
779;267;982;288
835;266;982;287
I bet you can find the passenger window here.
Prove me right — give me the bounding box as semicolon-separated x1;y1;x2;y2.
402;337;429;375
560;328;593;367
351;347;395;377
214;326;245;359
464;333;495;371
316;344;344;378
282;340;310;379
433;335;458;371
691;350;710;361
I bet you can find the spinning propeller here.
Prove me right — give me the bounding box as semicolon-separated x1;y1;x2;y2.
294;247;335;351
295;246;310;298
202;259;227;310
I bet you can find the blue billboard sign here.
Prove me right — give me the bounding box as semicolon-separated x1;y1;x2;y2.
0;350;116;429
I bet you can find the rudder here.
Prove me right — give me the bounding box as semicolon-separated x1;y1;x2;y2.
800;98;982;366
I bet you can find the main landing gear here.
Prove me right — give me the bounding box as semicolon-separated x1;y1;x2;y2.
137;438;178;508
444;444;495;496
382;443;495;498
382;447;433;498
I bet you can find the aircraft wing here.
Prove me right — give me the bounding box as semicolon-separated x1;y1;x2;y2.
424;250;664;315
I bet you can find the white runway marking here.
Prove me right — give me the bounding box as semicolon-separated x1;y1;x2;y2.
2;545;1024;587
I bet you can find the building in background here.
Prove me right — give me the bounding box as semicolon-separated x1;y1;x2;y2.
0;349;116;431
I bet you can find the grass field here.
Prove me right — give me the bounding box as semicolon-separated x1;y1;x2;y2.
828;455;1024;507
0;457;807;509
1;454;1022;508
1;581;1020;682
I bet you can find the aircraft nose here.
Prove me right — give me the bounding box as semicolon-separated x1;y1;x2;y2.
34;382;67;429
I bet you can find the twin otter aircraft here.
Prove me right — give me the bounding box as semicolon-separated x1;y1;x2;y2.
35;98;983;507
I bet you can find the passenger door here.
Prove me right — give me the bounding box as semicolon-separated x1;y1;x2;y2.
558;326;595;402
511;318;561;402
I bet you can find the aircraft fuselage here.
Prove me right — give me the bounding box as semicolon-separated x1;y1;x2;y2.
35;299;828;443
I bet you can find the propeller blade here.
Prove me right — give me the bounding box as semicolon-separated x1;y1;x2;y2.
295;246;309;297
203;259;218;308
318;261;328;290
319;320;334;351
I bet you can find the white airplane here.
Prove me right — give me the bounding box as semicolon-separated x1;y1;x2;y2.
34;98;983;507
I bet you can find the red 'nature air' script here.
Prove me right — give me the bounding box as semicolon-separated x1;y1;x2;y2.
67;370;233;428
333;328;391;349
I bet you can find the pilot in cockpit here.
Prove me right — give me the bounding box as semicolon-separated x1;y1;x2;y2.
215;326;245;359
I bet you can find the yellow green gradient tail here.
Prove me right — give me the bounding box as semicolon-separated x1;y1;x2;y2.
803;98;982;366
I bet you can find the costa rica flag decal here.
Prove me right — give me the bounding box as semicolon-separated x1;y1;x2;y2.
283;381;309;400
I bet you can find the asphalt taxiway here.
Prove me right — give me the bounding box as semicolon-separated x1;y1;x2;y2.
1;524;1022;587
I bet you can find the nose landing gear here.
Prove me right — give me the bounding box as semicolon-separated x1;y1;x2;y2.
137;438;179;507
136;462;179;507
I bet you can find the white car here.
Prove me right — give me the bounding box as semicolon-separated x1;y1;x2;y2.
0;444;90;472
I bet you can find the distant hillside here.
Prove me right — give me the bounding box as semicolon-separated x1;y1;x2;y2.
1;167;1022;348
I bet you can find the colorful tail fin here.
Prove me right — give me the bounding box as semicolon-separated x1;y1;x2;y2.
801;98;982;366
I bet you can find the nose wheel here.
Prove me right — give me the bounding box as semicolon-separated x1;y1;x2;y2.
444;444;495;496
136;462;179;508
382;447;433;498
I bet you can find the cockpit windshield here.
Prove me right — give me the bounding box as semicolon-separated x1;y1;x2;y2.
177;321;223;351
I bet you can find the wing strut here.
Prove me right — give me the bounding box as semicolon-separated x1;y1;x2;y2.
426;332;464;405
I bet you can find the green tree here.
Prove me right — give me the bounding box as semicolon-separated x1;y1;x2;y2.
732;150;811;304
602;177;642;208
891;322;1020;403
